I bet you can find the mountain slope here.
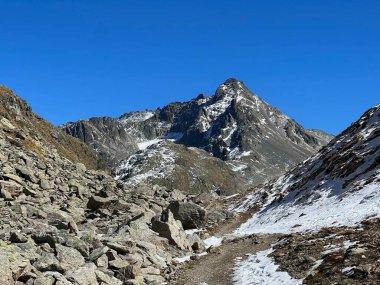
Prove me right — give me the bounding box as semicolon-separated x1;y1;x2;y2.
115;140;246;195
0;85;104;169
63;79;333;185
235;103;380;234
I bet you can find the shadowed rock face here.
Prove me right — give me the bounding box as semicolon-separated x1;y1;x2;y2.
63;79;332;186
63;117;139;167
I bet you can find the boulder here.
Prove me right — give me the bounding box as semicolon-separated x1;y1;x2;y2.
56;244;85;272
15;166;38;183
151;210;191;251
33;252;64;273
66;263;98;285
167;201;206;229
10;231;28;243
87;195;113;210
0;255;13;285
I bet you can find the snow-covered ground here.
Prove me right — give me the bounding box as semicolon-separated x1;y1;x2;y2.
234;182;380;235
137;138;162;150
203;236;223;249
232;247;302;285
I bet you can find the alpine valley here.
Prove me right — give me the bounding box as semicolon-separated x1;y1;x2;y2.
0;79;378;285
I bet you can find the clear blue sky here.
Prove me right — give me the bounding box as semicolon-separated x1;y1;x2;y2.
0;0;379;134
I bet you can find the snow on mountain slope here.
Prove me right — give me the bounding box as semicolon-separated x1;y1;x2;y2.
115;140;176;186
235;104;380;235
114;140;246;195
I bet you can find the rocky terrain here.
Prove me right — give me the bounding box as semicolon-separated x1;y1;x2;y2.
168;103;380;285
63;79;332;186
0;87;230;285
1;81;378;285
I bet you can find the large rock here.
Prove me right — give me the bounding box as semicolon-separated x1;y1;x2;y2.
87;195;113;210
151;210;191;251
0;255;13;285
167;201;206;229
66;263;98;285
56;244;85;272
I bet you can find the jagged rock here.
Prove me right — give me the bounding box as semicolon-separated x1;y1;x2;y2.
15;166;38;183
3;173;24;185
167;201;206;229
109;259;130;270
96;270;123;285
56;244;85;272
33;253;64;273
66;263;98;285
0;254;13;284
95;254;108;267
34;276;55;285
151;210;191;250
87;195;113;210
10;231;28;243
116;265;141;281
0;187;13;201
89;246;109;261
40;179;53;190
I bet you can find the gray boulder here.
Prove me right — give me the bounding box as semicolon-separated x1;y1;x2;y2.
167;201;206;229
151;210;191;251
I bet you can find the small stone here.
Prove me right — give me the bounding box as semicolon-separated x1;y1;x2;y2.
0;188;13;201
89;246;109;261
117;265;141;281
15;166;38;183
109;259;129;270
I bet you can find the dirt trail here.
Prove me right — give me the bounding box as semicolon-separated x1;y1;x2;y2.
175;209;281;285
176;234;279;285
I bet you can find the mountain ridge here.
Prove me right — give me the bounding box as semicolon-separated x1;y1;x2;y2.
62;78;333;186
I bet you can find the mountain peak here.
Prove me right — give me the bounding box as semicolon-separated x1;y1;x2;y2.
224;78;242;84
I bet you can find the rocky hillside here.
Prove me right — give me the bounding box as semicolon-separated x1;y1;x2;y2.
228;103;380;285
62;79;333;185
0;85;105;170
0;87;221;285
235;103;380;234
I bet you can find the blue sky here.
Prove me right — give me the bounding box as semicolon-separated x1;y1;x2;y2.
0;0;379;134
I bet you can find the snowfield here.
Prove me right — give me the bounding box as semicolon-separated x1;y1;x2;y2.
235;181;380;235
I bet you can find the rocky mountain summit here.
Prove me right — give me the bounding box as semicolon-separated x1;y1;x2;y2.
63;79;332;186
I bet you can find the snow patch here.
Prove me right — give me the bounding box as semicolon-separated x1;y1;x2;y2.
233;247;302;285
137;139;162;150
204;236;223;249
